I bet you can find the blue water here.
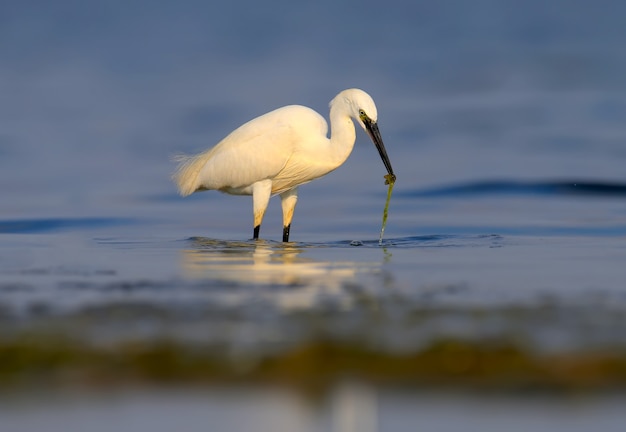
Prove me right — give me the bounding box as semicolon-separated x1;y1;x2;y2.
2;0;626;430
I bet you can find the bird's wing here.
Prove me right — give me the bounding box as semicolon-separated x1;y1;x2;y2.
196;107;315;192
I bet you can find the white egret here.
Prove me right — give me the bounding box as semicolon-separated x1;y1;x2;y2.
173;88;396;242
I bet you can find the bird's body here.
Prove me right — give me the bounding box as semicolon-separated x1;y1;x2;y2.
175;105;343;197
173;88;395;242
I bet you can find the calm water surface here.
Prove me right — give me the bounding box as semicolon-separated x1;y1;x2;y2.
2;0;626;430
3;386;626;432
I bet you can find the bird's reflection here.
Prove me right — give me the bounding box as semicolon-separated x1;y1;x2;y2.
181;238;378;310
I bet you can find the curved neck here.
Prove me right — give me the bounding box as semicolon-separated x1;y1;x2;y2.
328;103;357;167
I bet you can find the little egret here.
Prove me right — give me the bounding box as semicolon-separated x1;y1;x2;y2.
173;88;396;242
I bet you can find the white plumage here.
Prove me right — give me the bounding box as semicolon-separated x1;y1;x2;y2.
173;88;395;242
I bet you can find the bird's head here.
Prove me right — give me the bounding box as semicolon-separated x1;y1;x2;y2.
331;88;395;182
331;88;379;129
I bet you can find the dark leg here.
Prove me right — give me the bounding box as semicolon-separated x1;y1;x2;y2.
280;188;298;242
253;225;260;240
282;224;291;242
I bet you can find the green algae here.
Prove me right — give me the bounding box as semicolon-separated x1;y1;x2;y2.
2;335;626;391
379;174;395;245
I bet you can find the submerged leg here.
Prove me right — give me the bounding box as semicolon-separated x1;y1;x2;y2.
252;180;272;240
280;188;298;242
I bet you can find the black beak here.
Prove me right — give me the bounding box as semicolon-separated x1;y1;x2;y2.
364;118;396;183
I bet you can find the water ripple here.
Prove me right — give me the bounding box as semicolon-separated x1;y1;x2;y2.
184;234;506;250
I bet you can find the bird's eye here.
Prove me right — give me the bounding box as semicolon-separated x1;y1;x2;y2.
359;109;366;118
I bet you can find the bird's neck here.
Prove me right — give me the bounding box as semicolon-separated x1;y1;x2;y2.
328;105;357;167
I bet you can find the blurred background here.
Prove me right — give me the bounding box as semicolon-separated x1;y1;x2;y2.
2;0;626;211
2;0;626;431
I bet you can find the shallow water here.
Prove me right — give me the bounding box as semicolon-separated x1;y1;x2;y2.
2;230;626;355
2;0;626;429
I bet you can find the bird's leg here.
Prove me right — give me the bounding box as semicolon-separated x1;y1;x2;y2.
252;180;272;240
280;188;298;242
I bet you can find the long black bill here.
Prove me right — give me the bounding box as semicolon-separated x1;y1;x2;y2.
364;119;396;183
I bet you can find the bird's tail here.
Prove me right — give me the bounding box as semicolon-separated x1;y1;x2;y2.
171;153;210;197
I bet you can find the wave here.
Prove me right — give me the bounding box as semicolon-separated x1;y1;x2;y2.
0;217;133;234
398;179;626;198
